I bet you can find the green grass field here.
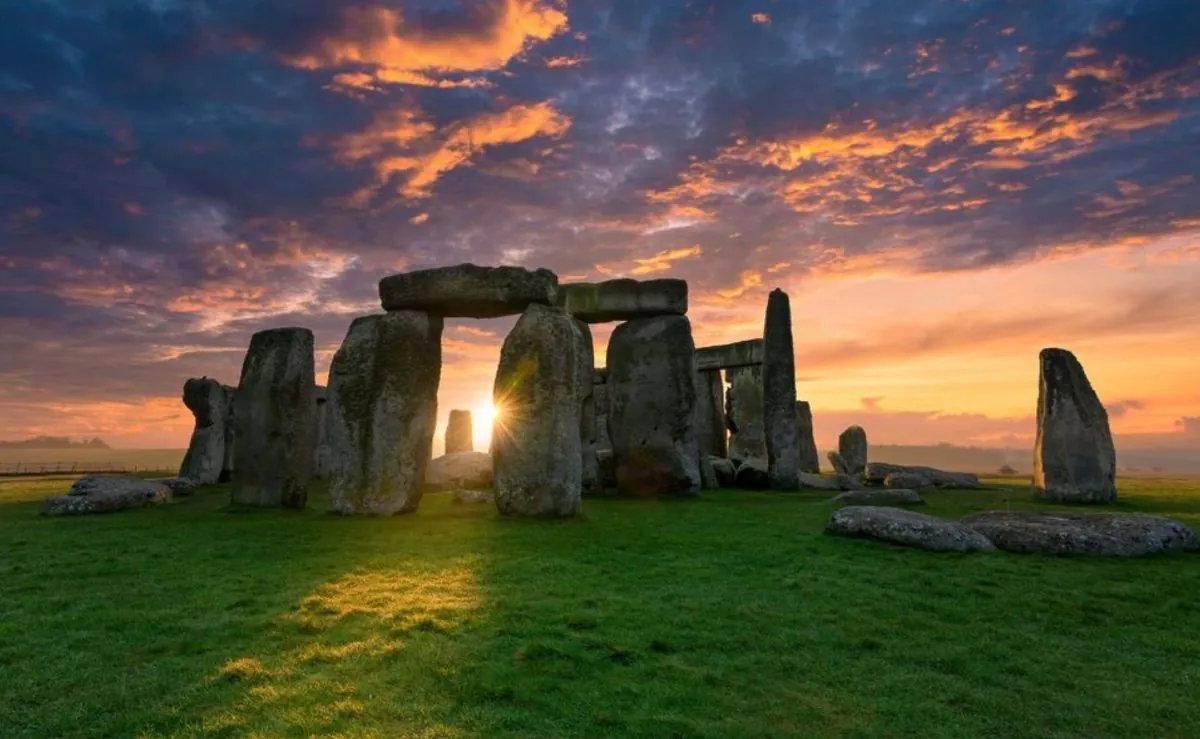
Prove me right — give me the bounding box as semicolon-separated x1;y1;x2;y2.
2;476;1198;738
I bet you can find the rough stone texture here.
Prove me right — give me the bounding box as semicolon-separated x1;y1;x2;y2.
1033;348;1118;504
827;451;850;476
695;339;764;371
425;451;492;492
231;328;317;508
835;474;866;491
41;475;171;515
796;401;820;474
157;477;201;495
607;315;702;497
763;289;800;490
734;460;771;490
379;263;558;318
451;489;494;505
726;365;767;466
220;384;236;481
838;426;868;476
445;410;474;454
559;278;687;323
827;507;996;553
593;379;612;452
572;320;602;497
325;313;442;515
865;463;982;489
179;378;231;485
596;449;617;491
694;370;728;459
960;511;1199;557
314;386;330;479
799;473;840;491
711;457;737;487
830;489;924;507
493;304;582;516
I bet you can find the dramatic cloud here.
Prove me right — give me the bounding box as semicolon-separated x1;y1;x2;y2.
1;0;1199;449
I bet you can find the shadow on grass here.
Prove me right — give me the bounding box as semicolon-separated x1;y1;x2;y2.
3;478;1200;737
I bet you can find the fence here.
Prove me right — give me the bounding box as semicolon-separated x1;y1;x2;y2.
0;461;178;477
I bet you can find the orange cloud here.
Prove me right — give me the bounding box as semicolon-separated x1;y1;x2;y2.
751;13;771;24
630;245;703;275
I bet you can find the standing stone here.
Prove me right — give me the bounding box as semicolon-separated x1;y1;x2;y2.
314;386;330;479
220;384;236;481
231;328;317;508
607;315;701;497
694;369;727;459
492;304;582;517
179;377;230;485
726;365;767;466
838;426;868;477
326;312;442;515
593;377;612;452
572;320;602;496
796;401;820;474
445;410;474;454
1033;348;1117;504
763;289;800;490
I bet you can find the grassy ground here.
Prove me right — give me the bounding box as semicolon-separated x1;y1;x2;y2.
1;476;1198;738
0;448;184;475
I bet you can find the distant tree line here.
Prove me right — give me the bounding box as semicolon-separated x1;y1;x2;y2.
0;436;111;449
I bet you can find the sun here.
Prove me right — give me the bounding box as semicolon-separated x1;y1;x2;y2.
474;401;498;428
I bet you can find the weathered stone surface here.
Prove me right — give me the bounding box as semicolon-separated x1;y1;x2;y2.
865;463;982;489
451;489;494;505
694;370;728;459
726;365;767;466
41;475;171;515
157;476;201;495
961;511;1199;556
607;315;702;497
827;451;850;476
445;410;473;454
711;457;737;487
796;401;820;474
493;304;582;516
231;328;317;508
573;320;602;497
558;278;687;323
763;289;800;490
835;473;866;491
838;426;868;476
326;313;442;515
314;386;330;479
827;507;996;553
1033;348;1117;504
695;339;763;371
220;384;236;482
425;451;492;492
830;489;924;507
596;449;617;490
179;378;231;485
799;473;840;491
379;263;558;318
734;459;771;490
593;380;612;452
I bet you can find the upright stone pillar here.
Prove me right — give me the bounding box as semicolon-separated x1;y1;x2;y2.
326;312;442;515
179;377;230;485
726;365;767;466
572;320;602;496
838;425;868;476
694;369;727;459
445;410;474;454
796;400;820;474
220;384;235;482
594;377;612;452
1033;348;1117;504
763;289;800;490
607;315;701;497
231;327;317;508
314;386;330;479
492;304;582;517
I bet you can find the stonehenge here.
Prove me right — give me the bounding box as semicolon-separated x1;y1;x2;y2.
726;365;767;466
445;410;473;454
573;320;602;497
1033;348;1117;504
379;263;558;318
558;278;687;323
179;377;233;485
837;425;868;476
230;328;318;508
694;369;727;459
795;401;820;474
762;289;800;490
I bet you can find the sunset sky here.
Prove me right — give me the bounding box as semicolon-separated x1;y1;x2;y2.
2;0;1198;454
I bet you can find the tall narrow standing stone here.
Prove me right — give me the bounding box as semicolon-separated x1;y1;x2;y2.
694;369;727;459
726;365;767;466
445;410;474;454
179;377;230;485
763;289;800;490
839;425;868;476
220;384;235;481
326;312;442;515
1033;348;1117;504
607;315;702;497
314;386;330;479
593;377;612;452
796;401;820;473
492;304;582;517
231;328;317;508
572;320;602;496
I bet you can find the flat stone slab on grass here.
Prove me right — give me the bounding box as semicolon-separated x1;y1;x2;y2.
830;489;924;507
799;472;840;491
826;506;995;553
41;475;171;515
379;263;558;318
558;278;687;323
865;462;982;489
960;511;1200;556
695;339;763;371
425;451;493;493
